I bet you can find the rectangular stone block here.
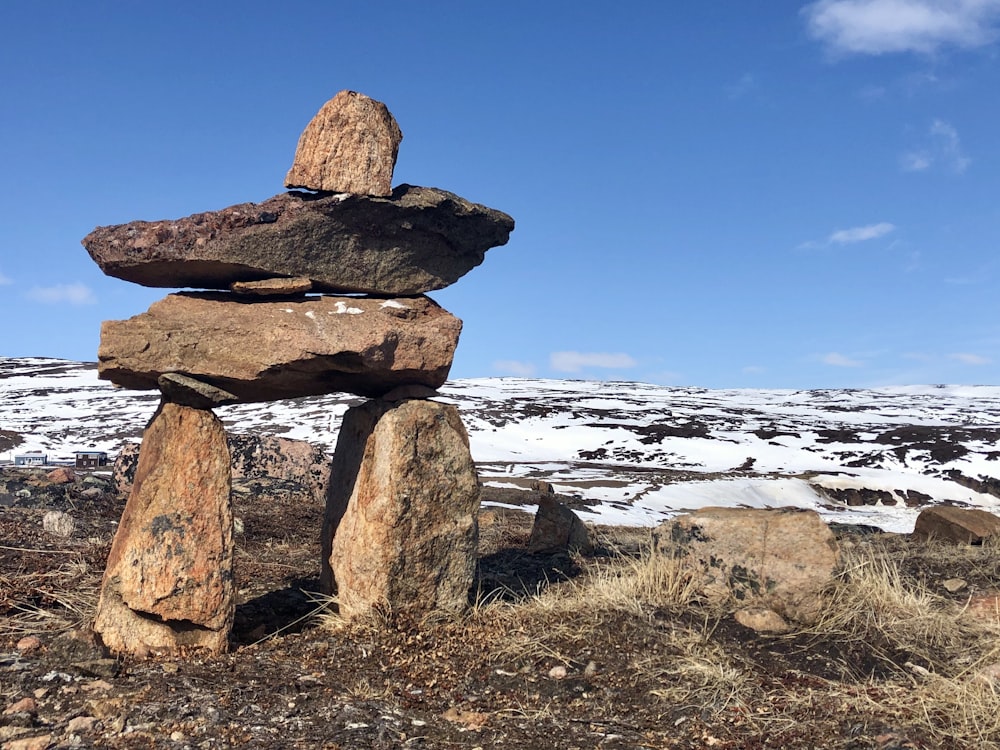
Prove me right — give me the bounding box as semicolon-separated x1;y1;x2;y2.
98;293;461;402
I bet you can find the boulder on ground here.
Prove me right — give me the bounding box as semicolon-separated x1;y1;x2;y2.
912;506;1000;544
321;398;480;620
82;186;514;295
94;402;233;655
98;292;461;401
42;510;76;537
285;90;403;196
652;507;841;625
45;467;76;484
527;496;592;554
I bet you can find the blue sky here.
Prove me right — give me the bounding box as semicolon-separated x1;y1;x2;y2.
1;1;998;388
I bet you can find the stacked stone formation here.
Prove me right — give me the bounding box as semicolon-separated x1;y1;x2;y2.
84;90;514;655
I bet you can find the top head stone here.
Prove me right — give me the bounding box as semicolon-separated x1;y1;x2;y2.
285;91;403;196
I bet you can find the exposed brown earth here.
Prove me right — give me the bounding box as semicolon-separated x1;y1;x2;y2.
4;467;1000;749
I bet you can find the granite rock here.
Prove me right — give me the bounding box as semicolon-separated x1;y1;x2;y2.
285;90;403;196
98;292;461;401
82;185;514;295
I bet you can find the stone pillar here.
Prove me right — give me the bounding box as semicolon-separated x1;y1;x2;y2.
321;398;480;621
94;402;234;655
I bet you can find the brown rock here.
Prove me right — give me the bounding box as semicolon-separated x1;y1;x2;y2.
45;467;75;484
3;735;52;750
912;506;1000;544
967;592;1000;623
2;697;36;716
15;636;41;654
230;277;313;296
157;373;239;409
98;292;461;401
226;434;330;505
93;402;233;655
733;607;792;634
82;186;514;295
527;496;592;554
321;399;480;620
285;90;403;196
65;716;100;734
652;507;841;624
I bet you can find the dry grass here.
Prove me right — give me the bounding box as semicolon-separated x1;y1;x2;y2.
461;530;1000;746
12;511;1000;747
0;555;99;637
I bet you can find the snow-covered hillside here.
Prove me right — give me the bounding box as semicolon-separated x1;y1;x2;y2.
3;357;1000;533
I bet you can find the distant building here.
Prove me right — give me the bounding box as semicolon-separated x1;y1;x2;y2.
74;451;108;469
14;452;47;466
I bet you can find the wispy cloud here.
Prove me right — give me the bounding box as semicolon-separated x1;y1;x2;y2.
950;352;991;365
803;0;1000;56
902;119;971;173
742;365;767;375
822;352;865;367
800;222;896;249
493;359;536;377
550;351;637;373
0;270;11;286
726;72;759;99
26;282;96;305
829;222;896;244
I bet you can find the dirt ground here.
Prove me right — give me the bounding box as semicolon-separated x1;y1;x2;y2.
3;466;1000;749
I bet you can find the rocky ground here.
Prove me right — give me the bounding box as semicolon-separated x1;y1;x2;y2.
4;466;1000;749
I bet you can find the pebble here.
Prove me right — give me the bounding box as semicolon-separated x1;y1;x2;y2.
547;665;567;680
42;510;76;537
3;697;37;716
66;716;100;733
3;735;53;750
942;577;968;593
16;636;42;654
81;679;114;693
170;731;186;742
584;660;598;677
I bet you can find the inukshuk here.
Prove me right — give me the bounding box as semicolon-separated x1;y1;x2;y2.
83;90;514;655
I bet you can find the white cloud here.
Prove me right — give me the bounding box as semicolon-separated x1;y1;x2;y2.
900;151;932;171
822;352;865;367
798;222;896;250
903;119;970;173
492;359;536;377
829;222;896;244
0;270;11;285
950;352;991;364
26;282;97;305
931;119;971;172
803;0;1000;56
550;351;637;373
742;365;767;374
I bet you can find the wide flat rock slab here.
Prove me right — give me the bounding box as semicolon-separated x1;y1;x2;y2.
98;293;461;401
83;185;514;295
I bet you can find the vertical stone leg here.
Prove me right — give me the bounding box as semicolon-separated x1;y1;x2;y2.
94;402;234;655
321;398;480;621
